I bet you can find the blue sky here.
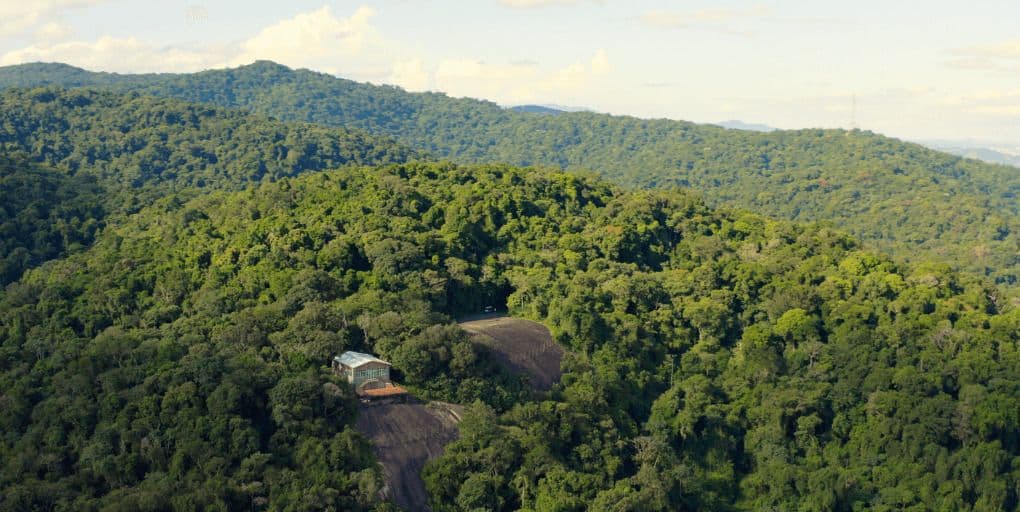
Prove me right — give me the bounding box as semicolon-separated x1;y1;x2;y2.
2;0;1019;144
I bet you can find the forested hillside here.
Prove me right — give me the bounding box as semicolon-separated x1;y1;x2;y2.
2;62;1017;292
0;155;105;285
0;86;416;199
0;87;417;283
1;162;1016;510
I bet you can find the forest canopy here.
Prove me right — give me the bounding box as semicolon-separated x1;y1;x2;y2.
2;61;1017;293
0;64;1017;511
1;161;1017;510
0;86;417;284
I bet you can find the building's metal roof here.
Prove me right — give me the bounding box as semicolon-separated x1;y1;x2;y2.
335;351;390;368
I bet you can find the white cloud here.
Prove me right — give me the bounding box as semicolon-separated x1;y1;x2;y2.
590;48;610;75
877;86;936;98
434;59;534;101
947;40;1020;73
34;21;73;41
0;5;399;78
637;7;843;37
939;89;1020;105
937;89;1020;118
640;7;770;32
434;49;611;104
543;62;587;91
389;59;431;91
0;0;106;37
499;0;600;8
951;40;1020;60
946;57;996;71
965;105;1020;117
509;59;540;67
229;6;385;74
0;36;229;72
1;4;610;108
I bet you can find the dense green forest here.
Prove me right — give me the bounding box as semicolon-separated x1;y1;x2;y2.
0;87;416;283
2;62;1017;292
0;155;105;285
0;63;1018;511
0;86;416;197
1;160;1017;510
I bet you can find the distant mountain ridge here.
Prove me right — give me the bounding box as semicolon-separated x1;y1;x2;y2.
919;139;1020;168
949;147;1020;168
715;120;777;132
2;61;1018;291
509;105;566;115
509;103;590;114
0;85;417;197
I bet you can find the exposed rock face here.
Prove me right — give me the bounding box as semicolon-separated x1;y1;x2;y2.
356;401;463;511
459;315;564;391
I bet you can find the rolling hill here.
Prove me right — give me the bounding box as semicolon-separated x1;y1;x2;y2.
1;159;1017;510
0;86;417;284
0;63;1018;511
1;61;1017;293
0;86;417;198
923;141;1020;168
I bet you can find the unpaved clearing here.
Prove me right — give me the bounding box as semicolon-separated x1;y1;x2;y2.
459;315;564;391
356;401;463;511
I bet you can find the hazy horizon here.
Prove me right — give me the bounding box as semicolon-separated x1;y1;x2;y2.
2;0;1018;145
